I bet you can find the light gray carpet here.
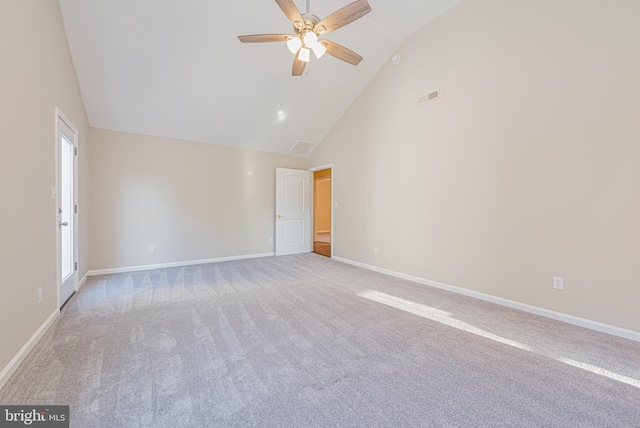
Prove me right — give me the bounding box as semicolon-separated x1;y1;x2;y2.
1;254;639;427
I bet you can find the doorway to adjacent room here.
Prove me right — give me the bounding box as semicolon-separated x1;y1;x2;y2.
312;168;331;257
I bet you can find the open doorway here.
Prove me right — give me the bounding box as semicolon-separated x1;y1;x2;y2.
313;168;331;257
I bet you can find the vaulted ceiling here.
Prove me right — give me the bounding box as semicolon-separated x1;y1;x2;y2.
59;0;464;155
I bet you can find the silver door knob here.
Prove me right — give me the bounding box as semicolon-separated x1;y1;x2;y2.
59;222;68;227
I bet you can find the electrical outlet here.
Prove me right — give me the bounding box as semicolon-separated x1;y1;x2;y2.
553;276;564;290
268;237;273;244
374;246;379;255
149;245;155;253
38;287;43;303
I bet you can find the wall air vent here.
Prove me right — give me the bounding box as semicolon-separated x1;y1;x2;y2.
418;89;440;106
289;140;314;156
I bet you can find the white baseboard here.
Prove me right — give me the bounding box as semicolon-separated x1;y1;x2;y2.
333;256;640;343
88;252;275;277
77;273;88;290
0;309;59;391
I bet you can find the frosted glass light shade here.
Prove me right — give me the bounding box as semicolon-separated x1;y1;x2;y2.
303;31;318;48
287;37;302;54
298;47;310;62
312;42;327;59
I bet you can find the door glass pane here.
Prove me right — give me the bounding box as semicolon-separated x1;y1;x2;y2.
60;134;74;281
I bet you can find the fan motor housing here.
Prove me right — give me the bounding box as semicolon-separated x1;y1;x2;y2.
299;13;322;33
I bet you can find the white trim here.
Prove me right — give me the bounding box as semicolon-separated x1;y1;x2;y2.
0;309;59;390
309;164;333;172
333;257;640;343
77;273;89;290
87;252;275;277
55;108;78;134
330;168;334;259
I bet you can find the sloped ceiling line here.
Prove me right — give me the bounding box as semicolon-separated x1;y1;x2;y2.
59;0;465;155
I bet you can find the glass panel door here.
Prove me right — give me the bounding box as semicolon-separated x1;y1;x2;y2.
60;133;74;282
57;111;77;308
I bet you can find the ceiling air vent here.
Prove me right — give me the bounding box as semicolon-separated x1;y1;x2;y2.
418;89;440;106
290;140;314;156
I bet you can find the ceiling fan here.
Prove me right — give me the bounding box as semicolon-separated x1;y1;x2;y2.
238;0;372;76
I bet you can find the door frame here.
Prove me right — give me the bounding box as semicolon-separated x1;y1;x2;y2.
55;108;79;309
309;163;334;259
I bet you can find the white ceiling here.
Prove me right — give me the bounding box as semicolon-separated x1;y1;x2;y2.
59;0;464;155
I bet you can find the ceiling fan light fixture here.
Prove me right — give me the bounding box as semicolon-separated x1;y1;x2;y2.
238;0;372;76
303;31;319;48
298;47;310;62
312;41;327;59
287;36;302;54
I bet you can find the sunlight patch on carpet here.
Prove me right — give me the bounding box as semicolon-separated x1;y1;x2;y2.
358;290;640;389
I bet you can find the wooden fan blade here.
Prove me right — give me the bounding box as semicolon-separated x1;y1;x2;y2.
292;55;307;76
322;39;363;65
275;0;304;28
315;0;371;35
238;34;292;43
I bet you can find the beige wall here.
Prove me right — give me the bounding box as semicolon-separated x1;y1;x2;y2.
310;0;640;332
0;1;90;376
89;128;307;270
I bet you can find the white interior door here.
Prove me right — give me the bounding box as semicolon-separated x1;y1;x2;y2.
57;112;77;307
275;168;311;256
